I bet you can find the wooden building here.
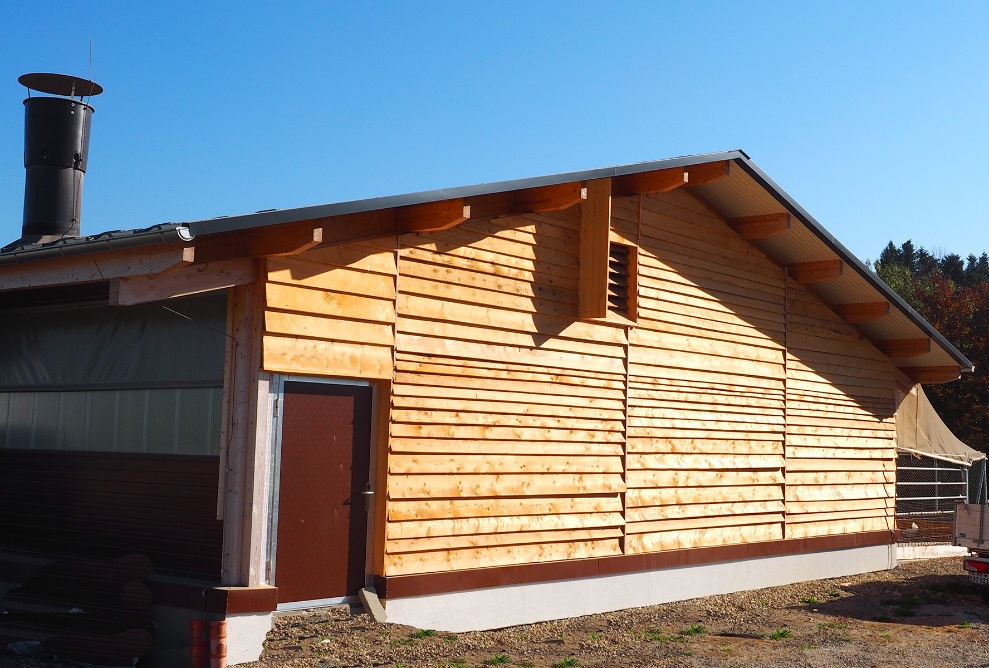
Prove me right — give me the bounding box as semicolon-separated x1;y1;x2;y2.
0;151;973;664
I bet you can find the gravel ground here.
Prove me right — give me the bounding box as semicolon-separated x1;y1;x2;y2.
3;557;989;667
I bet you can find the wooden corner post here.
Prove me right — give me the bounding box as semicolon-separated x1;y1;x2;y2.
579;178;613;319
218;272;273;587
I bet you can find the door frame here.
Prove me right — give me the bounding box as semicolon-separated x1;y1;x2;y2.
266;374;379;610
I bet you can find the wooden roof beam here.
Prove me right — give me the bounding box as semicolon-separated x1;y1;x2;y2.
192;220;323;264
903;366;962;384
109;257;258;306
728;213;791;240
0;245;196;290
396;199;470;233
833;301;891;323
685;160;730;186
877;338;932;359
612;168;686;197
788;259;844;284
465;182;586;219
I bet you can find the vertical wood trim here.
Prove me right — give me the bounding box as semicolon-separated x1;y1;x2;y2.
579;178;612;319
782;268;789;540
243;370;273;586
374;237;401;576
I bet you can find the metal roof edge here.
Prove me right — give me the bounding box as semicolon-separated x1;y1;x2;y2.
185;150;749;237
732;156;975;371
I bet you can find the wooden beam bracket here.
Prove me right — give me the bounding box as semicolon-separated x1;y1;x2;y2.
728;213;791;240
787;259;844;284
833;301;891;324
902;366;963;384
878;338;932;359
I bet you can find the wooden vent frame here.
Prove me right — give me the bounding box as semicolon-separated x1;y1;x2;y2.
607;242;637;321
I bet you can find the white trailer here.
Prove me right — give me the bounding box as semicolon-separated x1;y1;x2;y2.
954;501;989;584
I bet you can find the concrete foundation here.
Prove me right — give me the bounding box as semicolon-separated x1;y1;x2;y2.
383;544;897;632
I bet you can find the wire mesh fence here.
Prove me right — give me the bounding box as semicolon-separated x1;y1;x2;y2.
895;452;987;545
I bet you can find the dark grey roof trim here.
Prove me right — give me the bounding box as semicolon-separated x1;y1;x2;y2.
185;150;751;236
0;224;188;265
733;157;974;371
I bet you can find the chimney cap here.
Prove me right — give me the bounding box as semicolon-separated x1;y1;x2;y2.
18;73;102;98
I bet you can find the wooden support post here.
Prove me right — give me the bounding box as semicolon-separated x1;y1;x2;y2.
728;213;791;240
877;338;932;359
833;301;890;323
787;260;844;284
579;178;612;319
219;275;272;586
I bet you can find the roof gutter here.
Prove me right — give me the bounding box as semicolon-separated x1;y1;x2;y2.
0;224;192;266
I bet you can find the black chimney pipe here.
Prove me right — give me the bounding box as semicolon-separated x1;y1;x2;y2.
5;73;103;250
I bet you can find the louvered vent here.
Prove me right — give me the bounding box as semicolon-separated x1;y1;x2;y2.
608;243;631;317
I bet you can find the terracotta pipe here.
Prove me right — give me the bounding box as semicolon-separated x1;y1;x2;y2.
209;620;227;668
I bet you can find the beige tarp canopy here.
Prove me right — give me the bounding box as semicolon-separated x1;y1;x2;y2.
897;385;985;465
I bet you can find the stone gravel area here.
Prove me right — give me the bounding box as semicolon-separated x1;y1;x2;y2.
4;557;989;667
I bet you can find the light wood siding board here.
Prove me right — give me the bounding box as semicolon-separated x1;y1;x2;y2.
627;191;787;552
261;243;398;380
783;273;896;535
387;212;626;575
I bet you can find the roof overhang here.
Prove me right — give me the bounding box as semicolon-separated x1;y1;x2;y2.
0;150;974;379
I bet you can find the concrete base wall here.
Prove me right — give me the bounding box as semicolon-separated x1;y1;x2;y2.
226;612;273;665
383;544;897;632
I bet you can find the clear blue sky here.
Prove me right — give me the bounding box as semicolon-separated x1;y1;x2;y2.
1;2;986;263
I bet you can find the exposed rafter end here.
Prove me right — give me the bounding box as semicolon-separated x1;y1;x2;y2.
833;301;890;323
465;182;585;219
685;160;730;187
612;168;686;197
728;213;791;240
877;338;932;359
903;366;963;384
396;199;470;233
787;259;844;284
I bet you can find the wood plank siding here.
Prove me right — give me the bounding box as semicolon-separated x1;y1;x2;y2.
261;187;898;581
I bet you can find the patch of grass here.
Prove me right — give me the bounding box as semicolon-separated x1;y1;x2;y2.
441;659;468;668
443;634;459;643
766;628;792;641
518;661;535;668
721;645;732;653
412;629;437;639
817;622;848;630
643;629;686;643
828;589;841;598
589;633;604;639
484;654;510;666
959;620;973;628
396;664;409;668
798;644;815;650
555;658;579;668
880;633;891;639
800;597;821;605
680;623;706;637
389;638;414;646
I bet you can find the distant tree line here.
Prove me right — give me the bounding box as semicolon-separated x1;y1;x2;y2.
874;240;989;452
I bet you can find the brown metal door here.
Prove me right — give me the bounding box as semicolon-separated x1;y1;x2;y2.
275;381;372;603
